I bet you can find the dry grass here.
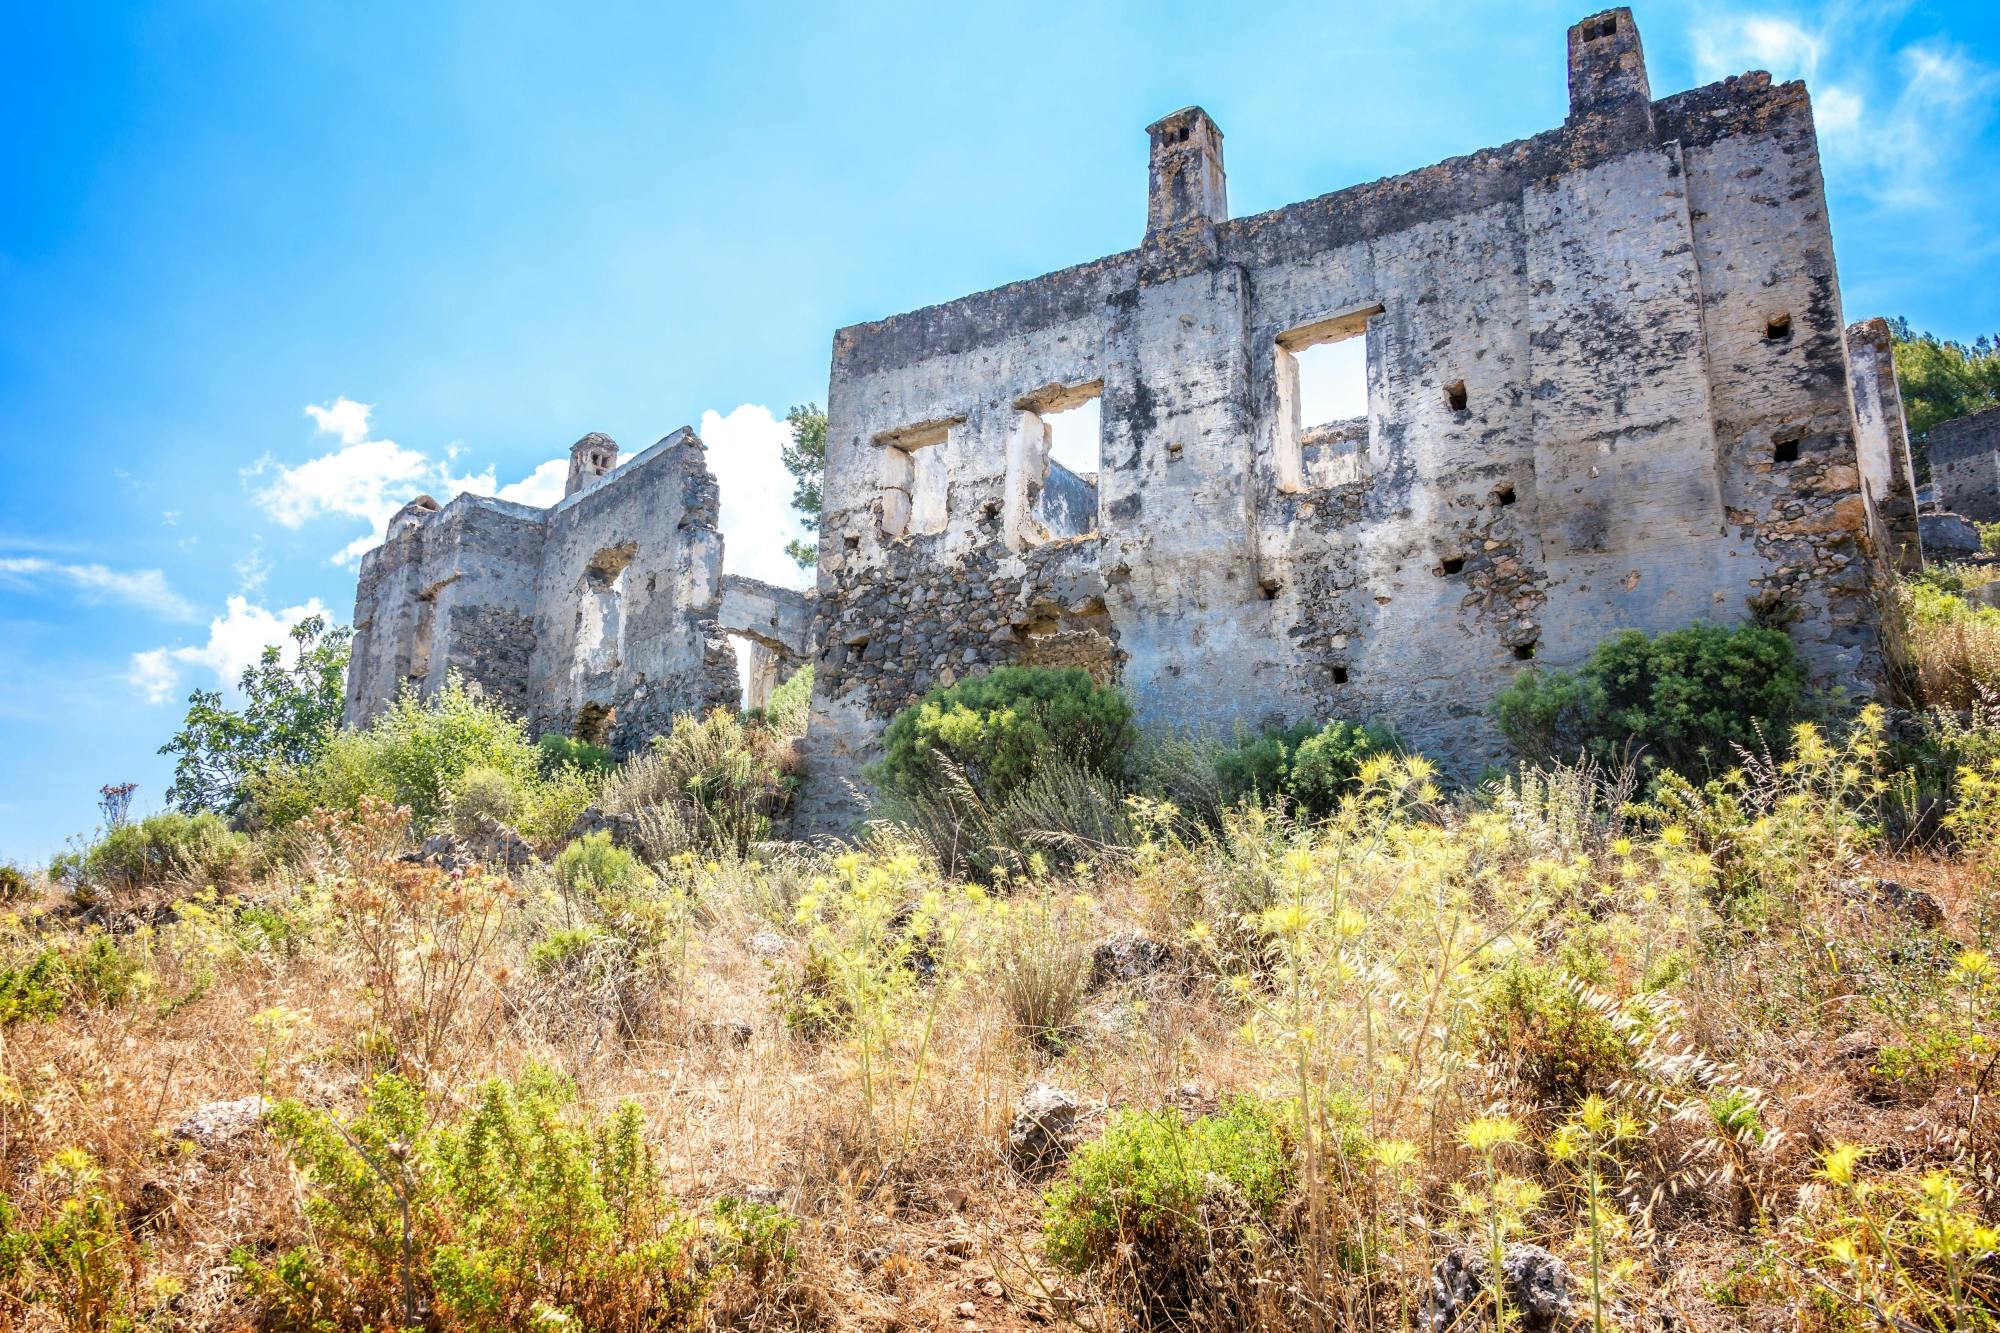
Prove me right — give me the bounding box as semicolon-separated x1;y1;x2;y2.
0;724;1995;1330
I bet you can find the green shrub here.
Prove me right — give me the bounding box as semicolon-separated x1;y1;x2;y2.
1491;622;1807;781
516;764;600;847
598;709;789;856
871;666;1136;804
249;675;541;835
536;732;615;777
552;831;654;903
760;663;813;739
0;864;31;904
64;811;249;893
1043;1098;1294;1320
0;937;142;1026
1900;579;2000;713
1474;960;1635;1108
446;765;524;834
245;1067;794;1330
1213;718;1400;815
0;950;67;1025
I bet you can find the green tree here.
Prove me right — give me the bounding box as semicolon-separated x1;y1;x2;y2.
159;614;352;814
782;403;826;568
1888;317;2000;448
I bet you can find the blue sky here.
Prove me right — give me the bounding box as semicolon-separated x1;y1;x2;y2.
3;0;1997;860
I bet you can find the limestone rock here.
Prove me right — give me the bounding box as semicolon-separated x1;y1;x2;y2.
1426;1243;1575;1333
1088;931;1178;990
565;805;642;849
168;1096;267;1150
1007;1082;1079;1173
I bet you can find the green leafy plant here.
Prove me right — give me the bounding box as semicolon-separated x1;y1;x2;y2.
247;1066;794;1330
61;810;249;896
1042;1098;1294;1322
1213;718;1400;814
759;663;813;739
596;709;790;856
250;674;541;835
871;665;1135;805
536;732;616;777
159;613;352;815
1492;621;1807;781
1475;960;1636;1108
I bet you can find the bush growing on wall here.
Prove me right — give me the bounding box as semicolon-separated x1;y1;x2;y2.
1491;622;1807;781
871;666;1135;803
1212;719;1400;814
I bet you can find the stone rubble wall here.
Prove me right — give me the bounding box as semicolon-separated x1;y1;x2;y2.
1929;406;2000;524
796;7;1913;830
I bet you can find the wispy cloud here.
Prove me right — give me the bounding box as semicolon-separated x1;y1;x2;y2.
1690;5;1999;214
0;555;196;620
248;397;562;566
699;404;815;590
128;594;331;705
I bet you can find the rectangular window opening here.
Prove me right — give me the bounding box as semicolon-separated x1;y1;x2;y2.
875;421;953;539
1016;383;1103;543
1276;306;1380;493
1331;664;1350;685
1444;379;1469;413
1773;428;1803;465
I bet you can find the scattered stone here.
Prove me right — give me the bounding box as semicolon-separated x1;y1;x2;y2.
955;1302;978;1321
1427;1243;1574;1333
738;1184;784;1208
168;1096;267;1150
565;805;643;850
1088;931;1178;990
407;816;534;872
1835;875;1945;929
748;928;790;960
981;1279;1004;1299
1008;1082;1079;1174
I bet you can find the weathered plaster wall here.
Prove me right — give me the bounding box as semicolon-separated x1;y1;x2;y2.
1930;406;2000;524
1844;318;1923;571
345;430;748;751
798;7;1904;830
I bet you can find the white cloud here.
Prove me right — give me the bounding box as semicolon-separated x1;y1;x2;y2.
0;556;196;620
698;404;815;590
250;396;565;566
1690;8;1998;212
496;458;569;507
128;595;331;705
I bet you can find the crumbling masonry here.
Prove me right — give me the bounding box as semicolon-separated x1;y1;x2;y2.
794;8;1920;827
344;430;812;752
346;8;1924;832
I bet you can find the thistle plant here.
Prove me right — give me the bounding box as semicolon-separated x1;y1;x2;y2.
1453;1116;1544;1331
1548;1095;1640;1333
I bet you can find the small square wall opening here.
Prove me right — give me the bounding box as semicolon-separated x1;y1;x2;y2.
1772;429;1803;465
1765;313;1793;342
1016;382;1103;542
1494;483;1517;507
1513;641;1538;661
1444;379;1468;413
1330;664;1350;685
1438;556;1465;576
876;421;953;539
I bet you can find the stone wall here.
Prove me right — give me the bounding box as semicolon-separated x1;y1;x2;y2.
796;7;1913;830
1930;406;2000;524
345;430;750;752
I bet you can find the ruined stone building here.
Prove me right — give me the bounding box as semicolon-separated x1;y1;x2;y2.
1929;406;2000;524
343;430;813;752
796;8;1920;825
346;7;1926;831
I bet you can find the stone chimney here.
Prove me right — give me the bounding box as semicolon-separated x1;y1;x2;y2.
565;432;620;498
1145;107;1226;241
1566;9;1654;141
